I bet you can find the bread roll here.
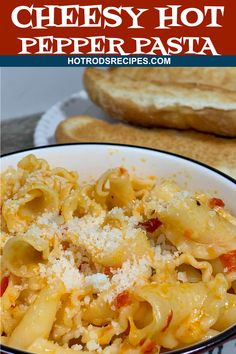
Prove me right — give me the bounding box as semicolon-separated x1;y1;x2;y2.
84;68;236;137
56;116;236;178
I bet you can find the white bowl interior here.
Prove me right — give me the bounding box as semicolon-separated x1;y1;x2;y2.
1;144;236;214
1;144;236;353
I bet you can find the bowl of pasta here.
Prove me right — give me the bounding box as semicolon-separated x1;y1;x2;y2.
1;143;236;354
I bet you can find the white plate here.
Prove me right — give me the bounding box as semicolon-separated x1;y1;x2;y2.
34;90;114;147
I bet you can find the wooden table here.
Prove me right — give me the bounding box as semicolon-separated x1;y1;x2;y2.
1;113;41;155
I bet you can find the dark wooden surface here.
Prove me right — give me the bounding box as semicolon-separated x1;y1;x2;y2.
1;113;42;155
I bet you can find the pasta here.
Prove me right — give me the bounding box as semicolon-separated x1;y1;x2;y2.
1;154;236;354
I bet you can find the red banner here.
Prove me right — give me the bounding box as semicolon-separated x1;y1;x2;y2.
1;0;235;55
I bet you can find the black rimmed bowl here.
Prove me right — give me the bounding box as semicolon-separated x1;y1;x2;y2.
1;143;236;354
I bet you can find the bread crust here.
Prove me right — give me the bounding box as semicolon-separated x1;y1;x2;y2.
84;68;236;137
55;116;236;178
108;68;236;92
55;115;95;143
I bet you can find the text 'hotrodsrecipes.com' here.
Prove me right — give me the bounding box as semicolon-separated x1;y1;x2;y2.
67;56;172;66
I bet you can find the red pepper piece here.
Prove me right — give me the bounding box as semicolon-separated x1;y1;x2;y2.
220;250;236;272
0;277;9;297
161;310;173;332
104;266;113;276
114;290;132;309
138;218;162;233
209;198;225;209
140;338;156;353
119;167;127;175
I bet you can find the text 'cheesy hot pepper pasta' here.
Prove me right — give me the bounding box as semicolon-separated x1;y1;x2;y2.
1;154;236;353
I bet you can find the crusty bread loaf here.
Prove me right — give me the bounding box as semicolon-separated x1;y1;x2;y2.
108;68;236;92
55;116;236;178
83;68;236;137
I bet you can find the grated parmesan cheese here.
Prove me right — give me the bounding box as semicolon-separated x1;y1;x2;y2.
71;344;83;351
86;273;110;292
106;257;151;303
177;271;188;282
83;295;91;305
22;213;63;241
39;252;85;291
154;244;178;262
86;339;102;352
66;212;140;259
